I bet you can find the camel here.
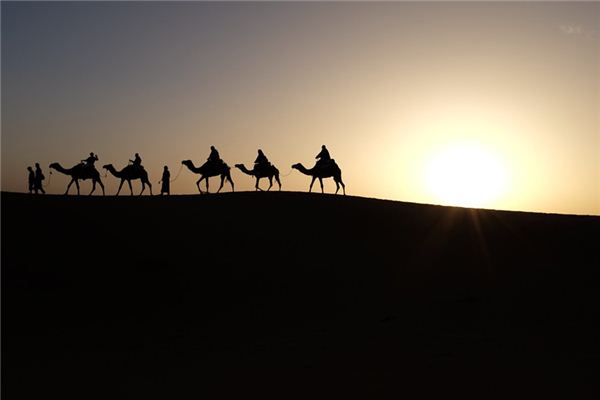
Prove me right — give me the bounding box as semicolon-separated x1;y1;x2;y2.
181;160;234;194
292;161;346;195
49;162;105;195
102;164;153;196
234;164;281;191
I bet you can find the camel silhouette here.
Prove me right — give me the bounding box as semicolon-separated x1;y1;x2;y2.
234;164;281;191
49;162;105;195
102;164;153;196
181;160;234;194
292;161;346;195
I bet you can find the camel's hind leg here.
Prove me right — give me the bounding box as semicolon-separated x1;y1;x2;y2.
318;178;324;193
335;175;346;195
266;177;273;191
275;174;281;191
75;179;81;195
140;179;153;196
127;180;134;195
227;173;234;192
98;179;105;195
89;180;96;195
217;175;226;193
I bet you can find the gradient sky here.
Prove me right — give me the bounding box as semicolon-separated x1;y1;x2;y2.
2;1;598;215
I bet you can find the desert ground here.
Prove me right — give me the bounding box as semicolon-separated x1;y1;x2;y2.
2;191;599;398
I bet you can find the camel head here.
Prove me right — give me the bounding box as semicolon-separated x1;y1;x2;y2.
234;164;243;169
102;164;113;170
49;162;60;170
181;160;193;167
291;163;302;170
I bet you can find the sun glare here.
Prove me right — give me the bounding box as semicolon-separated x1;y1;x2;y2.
424;143;508;208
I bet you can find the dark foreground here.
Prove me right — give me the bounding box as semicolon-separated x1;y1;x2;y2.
2;192;600;398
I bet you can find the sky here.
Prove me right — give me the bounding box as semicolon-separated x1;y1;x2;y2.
2;1;598;215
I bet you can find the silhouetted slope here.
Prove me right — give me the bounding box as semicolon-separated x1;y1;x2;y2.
2;192;599;398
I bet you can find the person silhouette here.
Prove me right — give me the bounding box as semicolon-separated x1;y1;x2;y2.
130;153;142;170
34;163;46;194
82;152;98;169
254;149;270;171
159;165;170;195
315;145;331;168
208;146;221;164
27;166;35;194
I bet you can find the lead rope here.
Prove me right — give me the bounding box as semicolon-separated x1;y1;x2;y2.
158;163;184;184
280;168;294;177
42;170;53;188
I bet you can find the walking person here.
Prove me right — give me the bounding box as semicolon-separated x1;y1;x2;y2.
159;166;170;195
27;166;35;194
34;163;46;194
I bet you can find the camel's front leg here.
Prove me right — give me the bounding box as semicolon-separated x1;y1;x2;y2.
89;180;96;195
127;179;134;195
318;178;324;193
65;178;76;195
98;180;105;196
75;179;81;195
195;177;203;194
309;176;316;192
255;177;262;191
139;181;145;195
116;180;125;196
267;177;273;191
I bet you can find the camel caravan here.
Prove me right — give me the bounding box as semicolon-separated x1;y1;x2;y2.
46;145;345;196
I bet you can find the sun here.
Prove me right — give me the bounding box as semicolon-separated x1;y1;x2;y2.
424;143;508;208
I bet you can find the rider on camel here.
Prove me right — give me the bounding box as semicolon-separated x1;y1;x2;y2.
315;145;331;168
82;152;98;169
130;153;143;170
254;149;270;171
208;146;222;165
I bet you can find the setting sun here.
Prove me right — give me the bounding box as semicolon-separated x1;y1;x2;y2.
424;143;508;208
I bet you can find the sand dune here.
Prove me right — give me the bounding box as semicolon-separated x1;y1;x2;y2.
2;192;599;398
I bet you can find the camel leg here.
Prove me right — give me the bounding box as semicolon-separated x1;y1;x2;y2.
140;181;145;196
116;180;124;196
340;179;346;195
90;180;96;195
267;177;273;191
205;177;210;193
228;173;234;192
255;177;261;191
127;180;134;195
196;178;203;194
319;178;324;193
335;181;340;194
275;174;281;191
147;180;153;196
217;175;225;193
74;180;80;195
309;176;316;192
98;180;105;195
66;178;76;195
